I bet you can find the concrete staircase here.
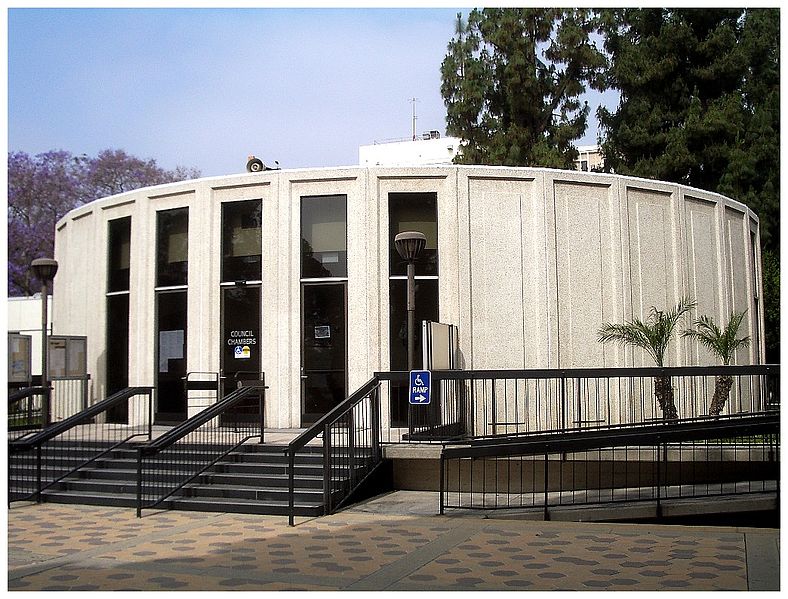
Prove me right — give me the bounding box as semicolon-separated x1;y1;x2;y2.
9;441;337;517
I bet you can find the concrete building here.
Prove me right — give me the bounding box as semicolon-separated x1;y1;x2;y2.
51;165;764;428
573;145;604;172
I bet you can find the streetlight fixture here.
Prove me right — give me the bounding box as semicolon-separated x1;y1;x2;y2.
31;258;58;426
394;231;426;371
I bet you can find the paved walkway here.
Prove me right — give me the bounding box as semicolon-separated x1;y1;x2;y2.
7;492;779;591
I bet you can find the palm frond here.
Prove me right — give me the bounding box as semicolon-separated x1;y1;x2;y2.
598;298;696;367
682;310;750;365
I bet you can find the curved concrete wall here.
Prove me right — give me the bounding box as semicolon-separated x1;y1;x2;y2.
53;166;764;426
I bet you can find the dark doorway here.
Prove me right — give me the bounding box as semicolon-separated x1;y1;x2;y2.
301;283;347;426
221;285;262;423
155;290;188;423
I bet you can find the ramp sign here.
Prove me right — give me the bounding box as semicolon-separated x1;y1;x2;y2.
409;370;431;405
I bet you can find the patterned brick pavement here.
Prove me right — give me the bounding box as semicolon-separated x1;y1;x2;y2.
7;500;778;591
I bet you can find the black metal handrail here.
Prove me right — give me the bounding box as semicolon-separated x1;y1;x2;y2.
10;387;153;453
442;411;780;459
440;411;780;519
136;381;266;516
8;386;50;435
377;364;779;381
8;387;154;503
286;377;382;526
376;364;779;442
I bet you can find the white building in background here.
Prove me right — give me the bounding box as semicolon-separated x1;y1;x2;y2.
359;132;461;166
8;295;52;378
574;144;605;172
51;165;764;429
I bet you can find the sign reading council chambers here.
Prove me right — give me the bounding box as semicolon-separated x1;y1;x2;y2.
227;331;257;346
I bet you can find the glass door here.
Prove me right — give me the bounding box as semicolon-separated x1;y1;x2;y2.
155;290;188;423
221;285;261;424
301;282;347;426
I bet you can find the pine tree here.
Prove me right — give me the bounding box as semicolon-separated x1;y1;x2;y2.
440;9;606;168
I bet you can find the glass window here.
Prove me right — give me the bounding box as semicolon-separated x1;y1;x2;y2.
156;208;189;287
221;200;262;282
107;217;131;292
389;192;438;276
301;195;347;278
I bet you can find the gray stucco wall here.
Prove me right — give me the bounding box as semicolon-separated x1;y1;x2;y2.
52;165;764;427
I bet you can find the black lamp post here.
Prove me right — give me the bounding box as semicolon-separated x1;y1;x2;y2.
394;231;426;371
31;258;58;425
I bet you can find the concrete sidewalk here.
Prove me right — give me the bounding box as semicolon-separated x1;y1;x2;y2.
8;492;780;591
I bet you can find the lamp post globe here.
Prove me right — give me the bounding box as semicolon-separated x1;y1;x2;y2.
31;258;58;426
394;232;426;371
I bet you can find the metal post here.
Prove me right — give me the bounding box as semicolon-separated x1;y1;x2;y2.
406;260;416;371
288;450;295;527
439;453;445;515
259;383;265;444
543;452;550;521
41;284;50;426
656;439;662;518
371;385;381;462
323;424;332;515
36;445;42;503
136;449;143;518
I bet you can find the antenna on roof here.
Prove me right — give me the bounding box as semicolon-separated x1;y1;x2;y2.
410;97;419;141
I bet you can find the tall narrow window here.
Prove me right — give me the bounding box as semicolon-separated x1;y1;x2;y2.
106;216;131;423
107;216;131;293
220;199;263;417
155;208;189;422
388;193;439;427
221;200;262;282
156;207;189;287
300;195;348;425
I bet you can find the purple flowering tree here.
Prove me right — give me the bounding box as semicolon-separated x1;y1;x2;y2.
8;149;200;296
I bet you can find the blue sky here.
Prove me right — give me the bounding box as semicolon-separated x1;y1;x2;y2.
8;7;615;178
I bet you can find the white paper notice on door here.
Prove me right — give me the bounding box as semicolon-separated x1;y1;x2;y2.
159;330;184;372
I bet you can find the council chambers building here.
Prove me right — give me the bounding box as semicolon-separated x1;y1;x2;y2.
51;164;765;429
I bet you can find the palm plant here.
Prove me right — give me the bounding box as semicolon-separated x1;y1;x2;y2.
598;298;696;420
682;310;750;416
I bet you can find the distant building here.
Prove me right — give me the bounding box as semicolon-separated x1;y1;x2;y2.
574;145;604;172
359;132;461;166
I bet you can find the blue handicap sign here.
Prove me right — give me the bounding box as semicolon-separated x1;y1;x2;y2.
409;370;431;405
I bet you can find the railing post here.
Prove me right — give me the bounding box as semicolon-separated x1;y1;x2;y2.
288;450;295;527
656;438;662;519
439;452;445;515
371;384;381;462
136;449;143;518
259;382;265;445
543;452;550;521
560;373;567;431
323;424;332;515
148;389;153;441
35;445;43;503
348;410;356;485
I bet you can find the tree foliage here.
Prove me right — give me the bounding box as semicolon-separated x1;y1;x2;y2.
597;8;779;253
8;149;200;296
597;297;696;368
441;8;607;168
682;311;750;366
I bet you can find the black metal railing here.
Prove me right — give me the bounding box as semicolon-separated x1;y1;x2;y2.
8;386;50;438
50;375;92;421
440;411;780;518
377;365;779;443
285;377;382;526
136;380;266;517
8;387;154;503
